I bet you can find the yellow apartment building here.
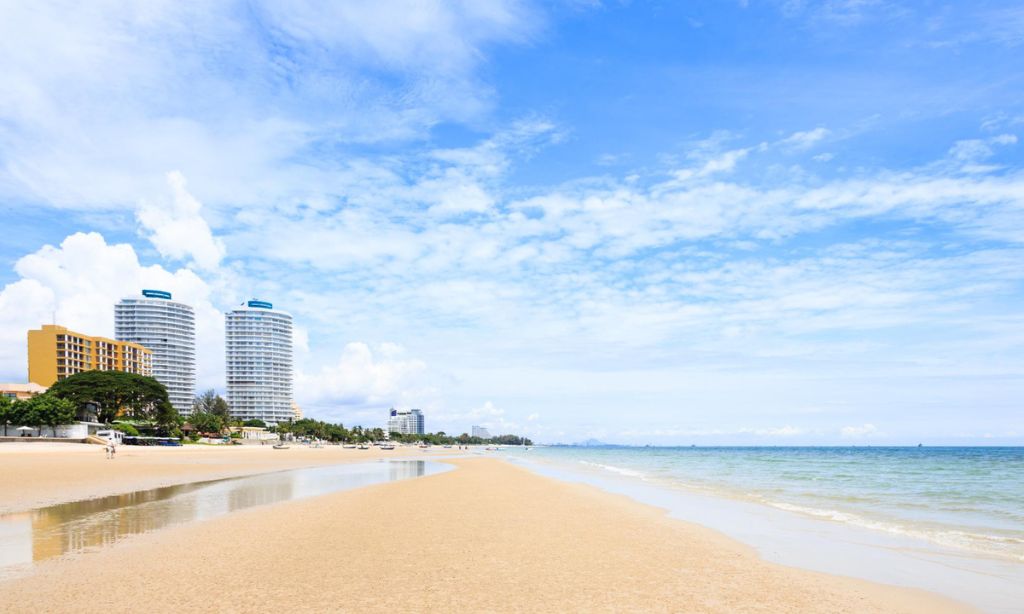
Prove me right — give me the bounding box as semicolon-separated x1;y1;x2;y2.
27;324;153;387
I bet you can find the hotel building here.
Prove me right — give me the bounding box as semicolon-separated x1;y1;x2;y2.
225;300;293;425
471;425;491;439
0;382;48;400
27;324;152;387
387;408;425;435
115;290;196;415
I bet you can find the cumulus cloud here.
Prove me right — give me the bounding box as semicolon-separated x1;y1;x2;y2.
296;342;434;410
137;171;226;271
0;232;227;389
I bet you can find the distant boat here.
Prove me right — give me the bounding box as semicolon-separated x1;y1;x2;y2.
379;444;395;450
343;444;356;449
358;444;369;450
272;443;289;450
443;445;452;448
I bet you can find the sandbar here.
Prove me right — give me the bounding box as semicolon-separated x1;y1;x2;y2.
0;447;973;613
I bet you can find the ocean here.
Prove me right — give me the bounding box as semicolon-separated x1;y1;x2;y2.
504;445;1024;612
521;446;1024;562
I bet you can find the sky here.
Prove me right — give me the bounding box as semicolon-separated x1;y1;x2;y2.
1;0;1022;445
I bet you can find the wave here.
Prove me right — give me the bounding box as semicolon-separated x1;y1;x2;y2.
765;501;1024;562
578;460;646;478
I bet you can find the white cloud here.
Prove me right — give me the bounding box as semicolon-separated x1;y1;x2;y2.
255;0;537;75
137;171;226;271
296;342;434;410
747;425;805;436
0;232;227;390
840;423;879;438
778;127;830;150
0;0;540;211
947;134;1017;170
427;400;528;434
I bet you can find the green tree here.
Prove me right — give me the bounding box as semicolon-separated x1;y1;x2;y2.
154;401;182;435
0;396;12;436
48;370;170;424
10;397;42;434
32;395;77;437
242;419;266;428
190;410;224;435
193;389;216;413
194;389;231;423
112;422;140;436
212;395;231;422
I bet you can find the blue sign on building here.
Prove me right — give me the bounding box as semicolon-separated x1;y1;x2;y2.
142;289;172;300
247;300;273;310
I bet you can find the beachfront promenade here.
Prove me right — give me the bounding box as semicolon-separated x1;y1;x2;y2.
0;444;970;613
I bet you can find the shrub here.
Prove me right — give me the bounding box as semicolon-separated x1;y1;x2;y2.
114;422;140;436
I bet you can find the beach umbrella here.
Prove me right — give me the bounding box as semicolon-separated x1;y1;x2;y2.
16;426;33;431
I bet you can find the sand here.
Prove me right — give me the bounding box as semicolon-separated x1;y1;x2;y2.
0;442;431;514
0;445;973;613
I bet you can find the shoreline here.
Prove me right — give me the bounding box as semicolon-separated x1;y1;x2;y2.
0;441;440;514
507;452;1023;613
0;445;976;613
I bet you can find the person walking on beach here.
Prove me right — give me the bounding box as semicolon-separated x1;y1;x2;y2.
104;443;112;459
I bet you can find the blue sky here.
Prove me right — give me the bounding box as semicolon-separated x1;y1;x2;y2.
1;1;1022;444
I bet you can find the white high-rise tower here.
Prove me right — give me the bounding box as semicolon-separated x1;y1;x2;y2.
115;289;196;415
225;299;293;425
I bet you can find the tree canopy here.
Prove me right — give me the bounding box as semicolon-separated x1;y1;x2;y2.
0;393;77;436
189;410;225;435
188;390;234;436
193;389;231;422
389;431;532;446
271;415;533;446
48;370;173;425
33;394;77;435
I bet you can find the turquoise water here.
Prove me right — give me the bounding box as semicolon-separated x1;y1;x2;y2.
524;446;1024;562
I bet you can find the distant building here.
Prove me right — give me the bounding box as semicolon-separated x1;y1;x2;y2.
387;408;425;435
115;290;196;415
28;324;152;387
291;401;303;421
225;299;293;425
471;425;491;439
0;382;47;400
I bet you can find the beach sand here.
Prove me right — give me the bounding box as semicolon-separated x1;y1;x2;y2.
0;442;430;514
0;446;972;613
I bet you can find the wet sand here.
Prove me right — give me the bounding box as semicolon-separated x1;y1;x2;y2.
0;447;971;613
0;442;432;514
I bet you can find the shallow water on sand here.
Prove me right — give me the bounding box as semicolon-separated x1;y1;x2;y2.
505;447;1024;613
528;446;1024;561
0;460;448;579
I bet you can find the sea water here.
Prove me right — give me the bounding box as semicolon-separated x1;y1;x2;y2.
506;446;1024;612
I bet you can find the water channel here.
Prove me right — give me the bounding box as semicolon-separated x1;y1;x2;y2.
0;460;450;580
